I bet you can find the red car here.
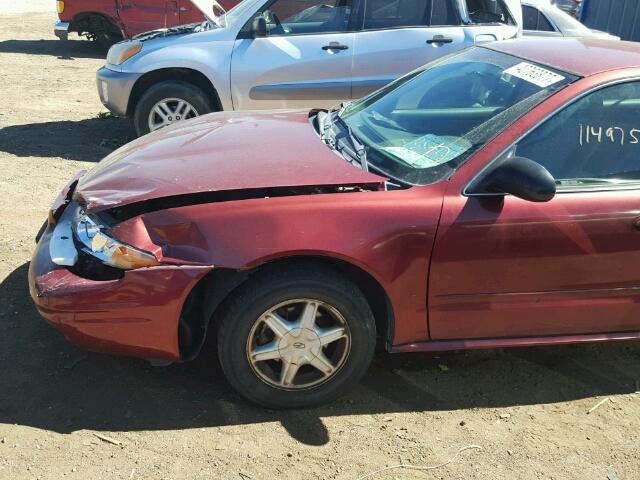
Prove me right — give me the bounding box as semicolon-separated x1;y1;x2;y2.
54;0;239;44
30;37;640;408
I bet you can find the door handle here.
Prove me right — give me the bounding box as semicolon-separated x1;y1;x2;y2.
322;42;349;51
633;217;640;231
427;35;453;44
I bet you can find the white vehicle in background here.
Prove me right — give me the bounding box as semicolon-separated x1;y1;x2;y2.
97;0;524;136
522;0;619;39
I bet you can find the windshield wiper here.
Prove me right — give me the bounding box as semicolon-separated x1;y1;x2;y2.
336;116;369;172
320;103;369;171
320;101;345;146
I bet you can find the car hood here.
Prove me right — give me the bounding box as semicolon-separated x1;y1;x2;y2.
191;0;226;23
74;110;387;213
133;21;213;42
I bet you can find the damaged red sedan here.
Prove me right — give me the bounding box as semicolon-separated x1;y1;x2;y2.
30;37;640;408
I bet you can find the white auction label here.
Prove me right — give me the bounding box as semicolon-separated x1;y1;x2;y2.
503;62;565;88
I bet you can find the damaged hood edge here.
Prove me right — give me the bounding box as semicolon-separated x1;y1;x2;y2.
75;182;386;219
73;110;387;214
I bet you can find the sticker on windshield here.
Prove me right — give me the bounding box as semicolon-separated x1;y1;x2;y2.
503;62;565;88
383;135;472;168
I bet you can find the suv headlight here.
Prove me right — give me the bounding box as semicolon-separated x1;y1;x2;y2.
74;208;159;270
107;41;143;66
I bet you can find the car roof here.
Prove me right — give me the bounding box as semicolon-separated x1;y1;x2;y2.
484;37;640;77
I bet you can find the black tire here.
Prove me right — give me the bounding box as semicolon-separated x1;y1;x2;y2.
133;80;214;137
216;265;376;408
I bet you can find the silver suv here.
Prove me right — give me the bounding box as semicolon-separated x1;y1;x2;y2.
97;0;522;136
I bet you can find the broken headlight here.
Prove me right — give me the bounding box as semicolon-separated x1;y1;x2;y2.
74;208;159;270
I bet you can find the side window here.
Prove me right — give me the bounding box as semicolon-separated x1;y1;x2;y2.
516;82;640;187
466;0;513;24
523;5;555;32
430;0;460;26
261;0;354;35
522;5;538;30
363;0;458;30
536;12;555;32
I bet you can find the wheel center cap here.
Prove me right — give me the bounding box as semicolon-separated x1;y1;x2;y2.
278;328;321;361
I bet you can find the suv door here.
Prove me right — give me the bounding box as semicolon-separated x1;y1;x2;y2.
462;0;519;43
230;0;357;110
117;0;180;36
351;0;467;98
429;80;640;340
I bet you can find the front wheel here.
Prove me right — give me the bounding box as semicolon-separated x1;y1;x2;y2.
216;266;377;408
133;80;214;136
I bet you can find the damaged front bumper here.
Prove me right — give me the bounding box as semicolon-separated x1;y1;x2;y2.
29;200;211;362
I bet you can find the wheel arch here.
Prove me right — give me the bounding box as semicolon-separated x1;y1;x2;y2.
178;255;395;361
127;68;222;117
70;12;125;38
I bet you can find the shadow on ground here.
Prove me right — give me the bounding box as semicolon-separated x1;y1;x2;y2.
0;39;107;60
0;117;134;162
2;263;639;446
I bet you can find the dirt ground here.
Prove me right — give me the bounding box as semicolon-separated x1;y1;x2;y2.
0;7;639;480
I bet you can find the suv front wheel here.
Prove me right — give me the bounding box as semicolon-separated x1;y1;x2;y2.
133;80;214;136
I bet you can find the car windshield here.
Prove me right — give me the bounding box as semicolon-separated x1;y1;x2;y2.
340;47;577;185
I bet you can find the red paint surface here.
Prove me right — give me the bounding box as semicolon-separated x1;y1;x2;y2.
74;110;386;212
488;37;640;76
391;331;640;353
429;69;640;342
111;184;447;345
29;229;211;361
31;47;640;361
58;0;239;38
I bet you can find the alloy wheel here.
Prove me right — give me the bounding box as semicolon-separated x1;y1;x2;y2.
246;299;351;390
148;97;198;132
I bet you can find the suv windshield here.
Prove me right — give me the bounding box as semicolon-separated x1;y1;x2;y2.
340;47;577;185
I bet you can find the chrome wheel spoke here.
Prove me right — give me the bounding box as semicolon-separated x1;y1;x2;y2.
156;103;171;119
280;360;300;387
264;312;290;338
247;299;351;390
148;98;198;132
174;100;186;117
251;342;280;362
298;301;319;329
309;352;335;376
317;326;347;346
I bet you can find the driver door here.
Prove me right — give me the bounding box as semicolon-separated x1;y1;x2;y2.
230;0;356;110
429;80;640;340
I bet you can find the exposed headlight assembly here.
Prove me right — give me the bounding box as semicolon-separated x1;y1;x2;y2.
106;41;142;66
74;208;159;270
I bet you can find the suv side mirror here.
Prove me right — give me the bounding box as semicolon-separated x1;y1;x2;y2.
251;16;267;38
468;156;556;202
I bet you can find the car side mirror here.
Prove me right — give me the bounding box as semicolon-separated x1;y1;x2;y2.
468;156;556;202
251;16;267;38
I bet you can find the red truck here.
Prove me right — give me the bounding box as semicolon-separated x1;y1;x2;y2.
54;0;238;45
